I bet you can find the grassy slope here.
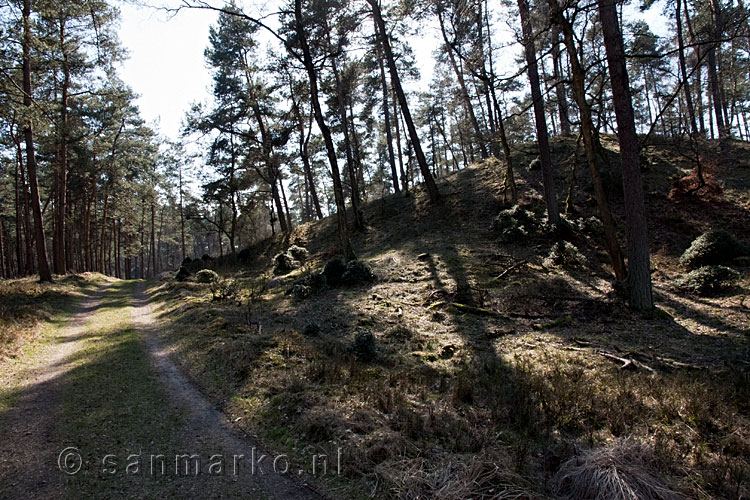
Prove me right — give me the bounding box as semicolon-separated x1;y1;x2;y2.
149;137;750;499
0;273;108;412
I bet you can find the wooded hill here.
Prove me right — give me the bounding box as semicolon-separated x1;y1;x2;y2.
1;0;750;312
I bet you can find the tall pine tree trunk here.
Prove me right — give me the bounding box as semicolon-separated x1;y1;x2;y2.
374;29;400;193
22;0;52;282
550;0;626;281
369;0;439;203
436;5;487;159
518;0;560;224
295;0;355;260
598;0;653;310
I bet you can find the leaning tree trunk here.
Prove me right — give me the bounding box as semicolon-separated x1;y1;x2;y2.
598;0;654;310
550;0;626;281
436;5;487;160
369;0;440;203
329;53;364;230
518;0;560;225
295;0;355;260
22;0;52;282
374;29;400;193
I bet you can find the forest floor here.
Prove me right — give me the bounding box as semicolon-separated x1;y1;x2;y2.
0;278;321;499
0;136;748;499
148;136;749;499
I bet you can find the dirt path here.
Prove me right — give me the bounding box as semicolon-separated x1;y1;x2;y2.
132;281;323;499
0;283;110;500
0;282;323;499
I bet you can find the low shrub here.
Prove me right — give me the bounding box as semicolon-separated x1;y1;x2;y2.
323;257;347;286
175;266;191;282
342;260;376;285
544;241;586;268
210;278;239;302
288;245;310;263
273;252;300;275
350;329;378;362
491;205;538;243
679;230;747;269
195;269;220;283
675;265;740;296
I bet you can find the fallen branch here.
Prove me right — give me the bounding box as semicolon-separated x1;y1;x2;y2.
492;260;528;281
447;302;506;318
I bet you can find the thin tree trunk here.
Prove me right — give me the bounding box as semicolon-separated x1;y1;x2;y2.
707;0;728;140
374;29;400;193
598;0;653;309
518;0;560;224
290;92;323;219
676;0;699;137
329;52;364;230
179;164;186;260
151;202;156;278
295;0;355;260
369;0;439;203
22;0;52;282
53;16;70;275
437;5;487;159
392;87;408;192
0;217;6;278
550;0;626;281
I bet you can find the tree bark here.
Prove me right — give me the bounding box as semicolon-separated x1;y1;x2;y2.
295;0;355;260
329;50;364;230
518;0;560;224
436;4;487;159
151;202;156;278
290;92;323;219
369;0;439;203
392;87;408;192
598;0;653;310
550;0;626;281
53;15;70;275
22;0;52;282
374;29;400;193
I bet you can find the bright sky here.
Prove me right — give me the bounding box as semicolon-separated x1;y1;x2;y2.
116;1;669;143
117;2;218;140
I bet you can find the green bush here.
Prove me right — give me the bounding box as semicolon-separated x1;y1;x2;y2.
289;283;312;299
287;273;327;299
273;252;300;275
675;265;740;296
288;245;310;263
342;260;376;285
323;258;347;286
679;230;748;269
175;266;191;282
581;216;604;235
491;205;537;243
195;269;219;283
543;241;586;268
350;329;378;362
210;278;239;301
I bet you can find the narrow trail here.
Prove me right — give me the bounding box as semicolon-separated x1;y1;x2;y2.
0;283;110;500
132;281;323;499
0;281;323;499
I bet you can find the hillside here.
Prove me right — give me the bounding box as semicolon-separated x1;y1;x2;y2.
147;137;750;499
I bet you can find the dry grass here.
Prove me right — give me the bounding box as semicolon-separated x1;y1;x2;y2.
0;273;107;360
555;439;685;500
149;138;750;499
